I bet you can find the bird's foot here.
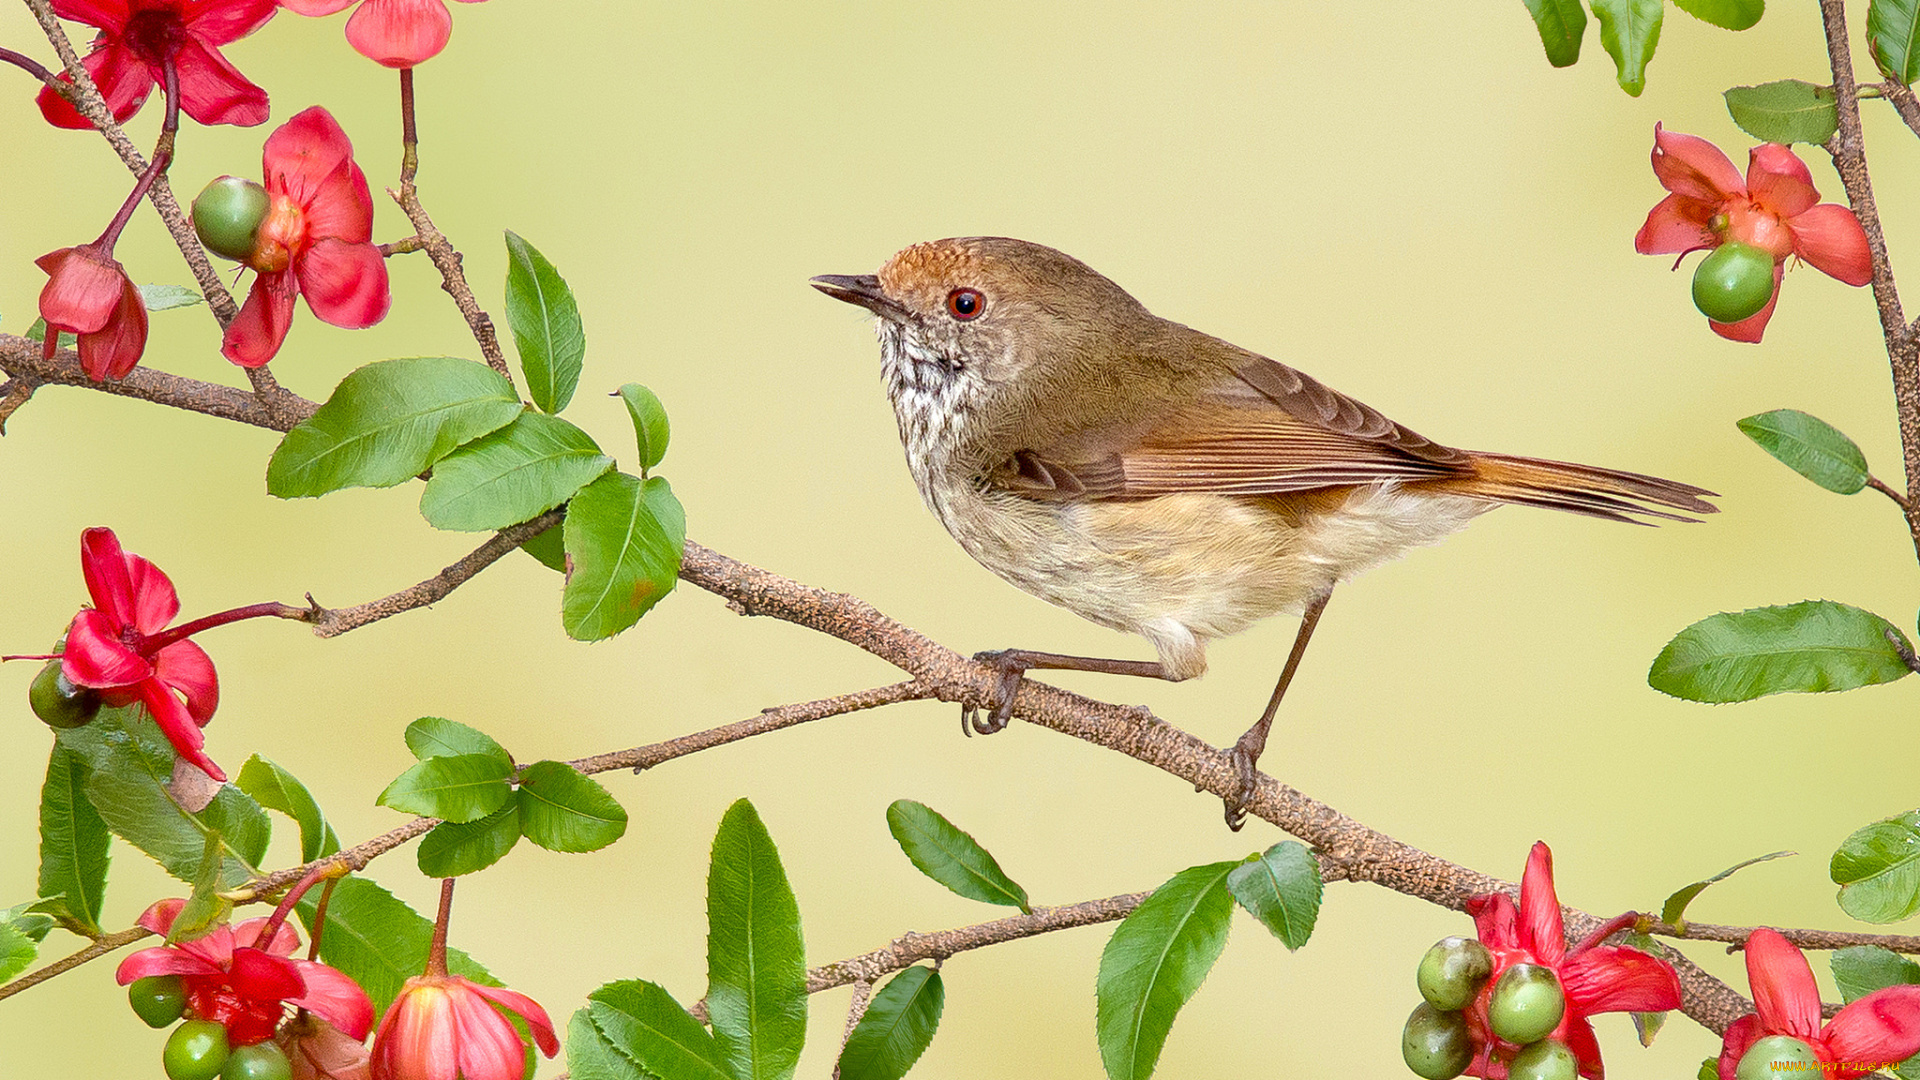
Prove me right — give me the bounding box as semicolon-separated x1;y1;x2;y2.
962;649;1029;736
1222;735;1264;832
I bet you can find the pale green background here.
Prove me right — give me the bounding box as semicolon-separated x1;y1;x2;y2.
1;2;1916;1077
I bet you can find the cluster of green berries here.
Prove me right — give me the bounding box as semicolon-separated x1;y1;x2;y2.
1402;937;1577;1080
129;976;293;1080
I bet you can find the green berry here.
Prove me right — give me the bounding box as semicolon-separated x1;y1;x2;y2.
1417;936;1494;1011
164;1020;230;1080
1736;1035;1822;1080
1401;1001;1472;1080
1691;241;1776;324
1509;1039;1578;1080
191;176;270;263
29;658;98;729
1488;964;1565;1045
221;1041;292;1080
129;974;187;1028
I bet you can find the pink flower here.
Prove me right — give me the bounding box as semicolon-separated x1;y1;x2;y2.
1717;928;1920;1080
279;0;486;68
369;973;558;1080
1462;842;1683;1078
116;898;373;1047
1635;123;1871;343
36;0;276;129
35;242;148;380
221;106;390;367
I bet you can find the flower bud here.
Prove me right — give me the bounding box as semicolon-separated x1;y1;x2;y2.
1401;1002;1472;1080
1417;936;1493;1012
1488;963;1565;1045
1508;1038;1577;1080
1692;241;1775;324
1736;1034;1821;1080
192;177;271;263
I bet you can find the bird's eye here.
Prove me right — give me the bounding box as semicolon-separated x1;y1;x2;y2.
946;288;985;321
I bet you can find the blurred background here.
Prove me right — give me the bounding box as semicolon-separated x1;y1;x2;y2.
2;1;1916;1076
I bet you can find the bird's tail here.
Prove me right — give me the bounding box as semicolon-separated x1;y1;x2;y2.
1430;452;1718;524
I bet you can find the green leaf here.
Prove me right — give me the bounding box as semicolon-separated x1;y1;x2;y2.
1833;811;1920;923
37;744;109;935
562;472;685;641
136;284;205;312
1649;601;1915;703
170;832;232;942
885;800;1031;912
587;980;732;1080
0;922;39;983
377;753;514;823
836;966;945;1080
1619;932;1673;1045
1225;841;1322;950
1659;850;1794;931
417;803;522;876
1833;945;1920;1002
266;357;523;498
1699;1058;1720;1080
616;384;671;473
56;703;268;887
1592;0;1664;96
1096;861;1237;1080
419;411;611;532
567;1008;647;1080
1869;0;1920;84
1522;0;1587;67
707;799;807;1080
1673;0;1765;31
403;717;512;766
504;231;585;414
295;876;498;1019
26;319;76;350
1737;409;1870;493
521;521;567;572
517;761;627;853
236;756;340;864
1723;83;1838;146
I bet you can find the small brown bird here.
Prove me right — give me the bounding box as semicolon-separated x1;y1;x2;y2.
812;237;1714;827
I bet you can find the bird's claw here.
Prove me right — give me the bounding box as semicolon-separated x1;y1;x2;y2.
1222;739;1261;831
961;649;1025;736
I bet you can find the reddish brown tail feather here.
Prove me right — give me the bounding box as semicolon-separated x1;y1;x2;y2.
1423;452;1719;524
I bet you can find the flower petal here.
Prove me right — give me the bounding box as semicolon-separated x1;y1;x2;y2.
140;677;226;782
1519;841;1565;966
63;607;152;688
1652;123;1744;204
171;35;271;127
345;0;453;67
1560;945;1683;1014
80;526;135;622
1788;203;1873;287
279;0;357;14
115;945;223;984
222;269;299;367
466;981;559;1056
449;983;538;1079
180;0;279;44
77;271;148;380
1823;985;1920;1069
232;916;302;957
297;238;390;328
301;158;374;243
137;898;187;936
1711;262;1783;343
263;106;355;212
122;552;182;635
1718;1014;1766;1080
1561;1014;1604;1080
230;946;307;1002
1747;144;1819;219
1635;194;1718;256
37;44;154;128
1746;928;1824;1040
373;981;459;1080
51;0;131;26
1466;892;1519;950
291;960;376;1040
35;246;126;335
153;640;219;724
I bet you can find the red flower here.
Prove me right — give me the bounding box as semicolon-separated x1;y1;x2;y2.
60;527;226;780
369;973;558;1080
35;242;148;380
221;106;390;367
1635;123;1871;343
36;0;277;129
279;0;486;67
116;898;374;1047
1717;928;1920;1080
1462;842;1683;1079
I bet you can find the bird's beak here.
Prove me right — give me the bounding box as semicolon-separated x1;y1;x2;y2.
809;274;909;324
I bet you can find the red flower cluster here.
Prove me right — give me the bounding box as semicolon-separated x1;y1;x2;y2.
37;0;277;129
1719;928;1920;1080
280;0;488;67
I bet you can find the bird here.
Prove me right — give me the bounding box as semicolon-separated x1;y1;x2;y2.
811;237;1715;827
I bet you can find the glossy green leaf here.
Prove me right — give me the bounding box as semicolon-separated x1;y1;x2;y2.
836;966;945;1080
417;803;522;876
587;980;731;1080
1522;0;1587;66
236;756;339;864
1737;409;1869;493
295;876;498;1019
1833;811;1920;923
1649;601;1914;703
37;744;108;935
170;833;232;943
1723;83;1838;146
562;472;685;641
1592;0;1664;96
266;357;522;498
567;1009;647;1080
1673;0;1765;31
1225;841;1321;950
886;800;1030;912
403;717;511;766
521;521;567;572
1870;0;1920;84
1659;851;1794;931
505;231;585;414
616;384;671;473
707;799;807;1080
1833;945;1920;1002
419;411;611;532
517;761;627;853
1096;861;1236;1080
377;753;514;823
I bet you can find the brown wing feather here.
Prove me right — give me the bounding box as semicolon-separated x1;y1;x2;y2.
1230;355;1469;465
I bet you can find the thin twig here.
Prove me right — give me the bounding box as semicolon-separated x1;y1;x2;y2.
0;926;151;1003
1884;81;1920;140
1869;475;1913;510
831;978;874;1080
307;511;564;638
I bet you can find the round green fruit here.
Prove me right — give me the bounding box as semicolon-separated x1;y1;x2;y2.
1509;1038;1578;1080
221;1041;293;1080
29;659;98;729
164;1020;231;1080
1402;1001;1472;1080
1736;1035;1822;1080
1691;241;1776;324
191;176;270;263
129;974;187;1028
1417;936;1494;1011
1488;964;1565;1045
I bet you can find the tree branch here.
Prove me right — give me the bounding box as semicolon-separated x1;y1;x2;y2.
0;925;151;1003
0;335;308;431
306;510;564;638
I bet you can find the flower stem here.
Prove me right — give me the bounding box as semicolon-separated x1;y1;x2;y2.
93;58;180;253
261;864;340;942
426;878;454;978
0;45;55;84
135;601;314;654
307;878;338;962
1572;911;1644;955
399;66;418;189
